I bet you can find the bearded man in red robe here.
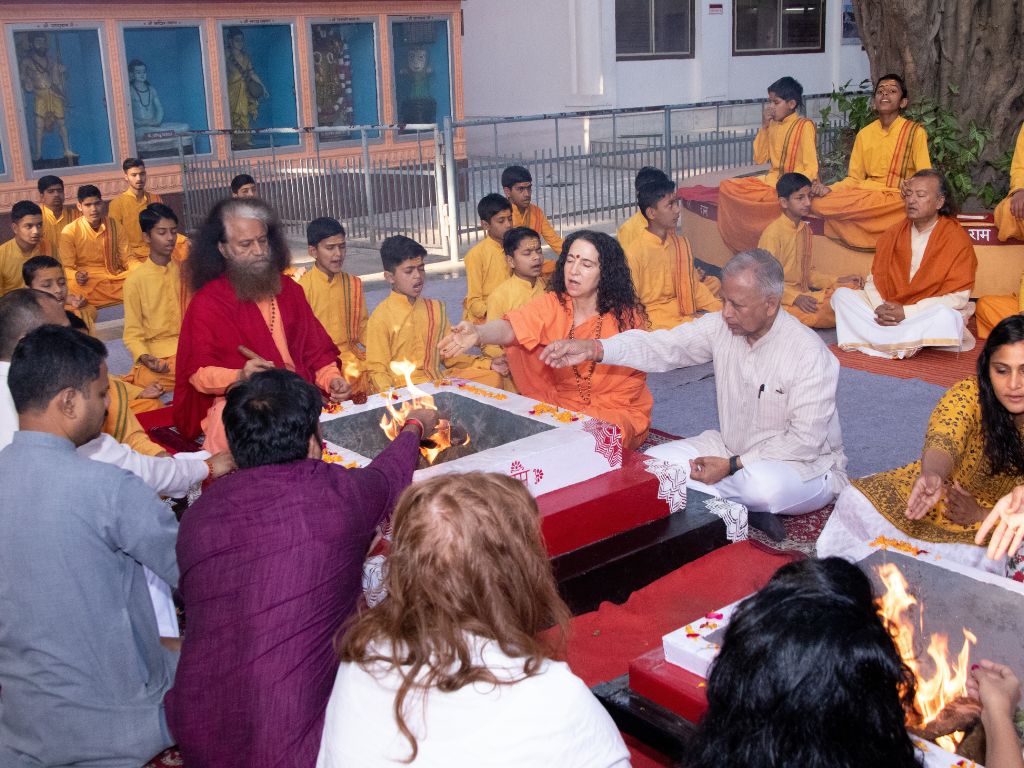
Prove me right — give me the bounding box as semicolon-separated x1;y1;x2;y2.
174;197;350;450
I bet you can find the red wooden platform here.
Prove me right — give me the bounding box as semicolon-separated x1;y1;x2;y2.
539;448;666;557
138;404;671;558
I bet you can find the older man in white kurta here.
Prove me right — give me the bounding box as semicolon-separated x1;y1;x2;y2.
541;250;848;516
831;170;977;359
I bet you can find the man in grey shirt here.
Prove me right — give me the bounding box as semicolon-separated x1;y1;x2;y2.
0;325;178;766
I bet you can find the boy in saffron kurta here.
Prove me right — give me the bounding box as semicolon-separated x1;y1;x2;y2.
484;227;547;390
462;193;514;323
812;74;931;251
108;158;163;269
0;201;49;297
123;204;184;393
626;179;720;330
367;235;503;393
718;77;818;253
502;165;563;267
618;167;671;252
60;185;128;307
993;123;1024;242
37;175;77;260
22;256;97;336
298;217;368;392
758;173;863;328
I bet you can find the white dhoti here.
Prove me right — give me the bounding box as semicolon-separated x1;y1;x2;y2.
816;485;1005;575
831;287;971;359
646;430;837;515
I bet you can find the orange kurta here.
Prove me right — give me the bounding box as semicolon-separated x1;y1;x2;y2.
872;216;977;305
975;270;1024;339
59;217;127;306
812;116;931;250
993;123;1024;242
107;189;163;267
103;376;165;456
513;203;563;257
505;292;652;450
717;113;818;253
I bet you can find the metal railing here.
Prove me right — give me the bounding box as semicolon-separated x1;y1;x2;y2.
172;93;849;261
446;94;845;250
176;125;445;249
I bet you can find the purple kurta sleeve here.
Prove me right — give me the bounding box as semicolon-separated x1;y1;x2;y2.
339;429;421;532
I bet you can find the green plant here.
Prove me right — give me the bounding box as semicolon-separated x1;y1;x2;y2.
818;81;1002;210
816;80;872;185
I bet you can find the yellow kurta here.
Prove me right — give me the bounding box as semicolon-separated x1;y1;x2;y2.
298;267;368;389
484;274;547;358
812;115;931;250
993;123;1024;242
757;214;838;328
107;189;163;267
59;217;127;306
717;112;819;253
462;236;509;323
617;210;648;252
365;291;502;393
625;229;720;330
975;271;1024;339
0;238;49;297
854;377;1024;544
512;203;564;257
123;258;183;391
41;205;78;261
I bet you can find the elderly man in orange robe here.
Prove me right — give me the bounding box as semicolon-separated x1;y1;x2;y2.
440;230;652;450
831;170;977;358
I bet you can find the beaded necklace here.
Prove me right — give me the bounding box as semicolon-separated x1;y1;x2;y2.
567;312;602;405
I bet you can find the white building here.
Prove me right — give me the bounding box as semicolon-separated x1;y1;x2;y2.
460;0;870;151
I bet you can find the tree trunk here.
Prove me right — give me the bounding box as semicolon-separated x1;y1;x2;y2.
851;0;1024;185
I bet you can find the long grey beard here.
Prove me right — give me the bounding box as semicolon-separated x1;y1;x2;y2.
227;260;281;302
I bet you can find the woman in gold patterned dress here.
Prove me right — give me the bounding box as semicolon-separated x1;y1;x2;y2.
818;315;1024;573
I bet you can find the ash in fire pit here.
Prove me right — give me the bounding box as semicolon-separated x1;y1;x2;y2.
321;391;555;469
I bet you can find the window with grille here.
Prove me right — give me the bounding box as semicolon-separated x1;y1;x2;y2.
734;0;825;55
615;0;694;60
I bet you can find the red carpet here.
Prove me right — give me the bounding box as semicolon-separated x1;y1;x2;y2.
829;342;980;388
564;542;797;689
562;542;798;766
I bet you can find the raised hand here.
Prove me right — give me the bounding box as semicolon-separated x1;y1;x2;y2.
906;471;944;520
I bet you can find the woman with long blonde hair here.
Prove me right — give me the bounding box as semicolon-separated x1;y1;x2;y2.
316;472;629;767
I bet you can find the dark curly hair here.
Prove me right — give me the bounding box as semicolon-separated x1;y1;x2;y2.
978;314;1024;476
691;558;922;768
187;197;291;294
547;230;648;332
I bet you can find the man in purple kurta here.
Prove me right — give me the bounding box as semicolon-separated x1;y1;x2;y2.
165;369;436;766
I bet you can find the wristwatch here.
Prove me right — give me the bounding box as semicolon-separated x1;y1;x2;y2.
728;455;740;476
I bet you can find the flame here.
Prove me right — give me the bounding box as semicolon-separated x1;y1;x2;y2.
379;360;469;464
876;563;976;752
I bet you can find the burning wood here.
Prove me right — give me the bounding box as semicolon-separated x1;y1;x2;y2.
876;563;978;752
379;361;469;464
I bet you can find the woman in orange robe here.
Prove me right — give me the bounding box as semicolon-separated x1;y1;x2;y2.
439;230;653;450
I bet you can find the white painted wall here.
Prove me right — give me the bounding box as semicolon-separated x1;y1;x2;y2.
461;0;870;118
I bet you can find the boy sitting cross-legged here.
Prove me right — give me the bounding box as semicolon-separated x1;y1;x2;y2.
758;172;862;329
366;235;504;393
298;216;368;394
